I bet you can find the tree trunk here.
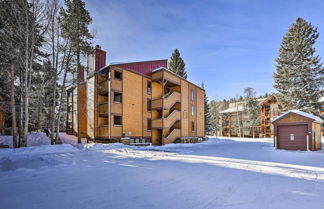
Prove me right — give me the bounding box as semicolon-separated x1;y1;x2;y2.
10;64;18;148
19;74;24;147
50;75;57;144
76;0;81;144
55;68;68;143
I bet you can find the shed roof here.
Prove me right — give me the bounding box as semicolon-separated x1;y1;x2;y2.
272;110;323;123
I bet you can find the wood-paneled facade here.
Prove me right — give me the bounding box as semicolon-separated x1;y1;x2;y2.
93;67;205;145
66;47;205;145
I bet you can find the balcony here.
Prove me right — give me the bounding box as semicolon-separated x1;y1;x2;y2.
98;126;109;137
98;103;108;117
98;80;108;95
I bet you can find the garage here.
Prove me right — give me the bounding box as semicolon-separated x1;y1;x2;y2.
272;110;323;151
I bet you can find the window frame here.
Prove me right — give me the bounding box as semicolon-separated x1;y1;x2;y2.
191;89;195;101
147;99;152;112
191;121;195;132
114;70;122;80
191;104;195;116
147;81;152;95
147;118;152;131
113;92;122;103
114;115;122;126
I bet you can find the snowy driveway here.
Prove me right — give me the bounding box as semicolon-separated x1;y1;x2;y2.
1;138;324;209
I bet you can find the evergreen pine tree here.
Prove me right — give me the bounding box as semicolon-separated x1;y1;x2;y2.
168;49;187;79
274;17;324;114
201;82;212;135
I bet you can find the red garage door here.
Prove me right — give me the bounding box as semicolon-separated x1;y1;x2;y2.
277;125;308;150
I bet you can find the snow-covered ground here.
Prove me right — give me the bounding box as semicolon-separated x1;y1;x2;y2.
1;137;324;209
0;132;51;148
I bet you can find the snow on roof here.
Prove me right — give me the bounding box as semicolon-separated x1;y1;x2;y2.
151;66;166;72
272;110;323;123
319;97;324;103
220;105;243;114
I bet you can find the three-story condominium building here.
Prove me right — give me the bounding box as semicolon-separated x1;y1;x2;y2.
66;46;205;145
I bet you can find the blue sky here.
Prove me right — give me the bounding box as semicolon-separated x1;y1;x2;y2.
86;0;324;100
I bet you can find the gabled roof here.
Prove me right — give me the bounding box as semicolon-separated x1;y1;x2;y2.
260;94;277;105
272;110;323;123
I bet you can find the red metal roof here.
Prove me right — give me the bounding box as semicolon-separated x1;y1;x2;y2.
113;60;168;76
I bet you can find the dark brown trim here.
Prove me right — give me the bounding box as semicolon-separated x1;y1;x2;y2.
162;70;165;145
142;77;144;138
121;71;124;137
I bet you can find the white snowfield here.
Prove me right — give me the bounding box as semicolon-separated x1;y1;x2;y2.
1;136;324;209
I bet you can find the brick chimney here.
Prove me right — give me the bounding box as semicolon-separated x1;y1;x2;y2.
87;45;107;73
94;45;106;71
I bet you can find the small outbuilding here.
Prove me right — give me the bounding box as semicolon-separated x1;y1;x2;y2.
272;110;323;151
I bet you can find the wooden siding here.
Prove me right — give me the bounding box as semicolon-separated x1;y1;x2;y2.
122;70;143;137
142;77;152;137
197;88;205;137
152;82;162;100
163;71;181;85
80;84;87;137
313;123;322;150
111;101;122;114
276;113;309;123
181;80;189;137
151;71;163;81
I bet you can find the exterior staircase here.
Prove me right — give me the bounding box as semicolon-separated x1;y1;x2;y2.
163;128;180;144
152;91;180;109
152;110;180;128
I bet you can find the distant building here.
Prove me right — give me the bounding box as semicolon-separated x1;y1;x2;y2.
260;94;281;137
220;102;244;137
220;95;282;138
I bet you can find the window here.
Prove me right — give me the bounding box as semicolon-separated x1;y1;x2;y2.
191;121;195;132
147;118;152;131
114;92;122;103
147;100;152;112
191;89;195;101
191;104;195;116
114;116;122;126
114;71;122;80
147;81;152;94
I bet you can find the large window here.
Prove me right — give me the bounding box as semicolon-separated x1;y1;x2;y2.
114;116;122;126
147;99;152;112
147;118;152;131
191;104;195;116
147;81;152;94
191;89;195;101
114;71;122;80
191;121;195;132
114;92;122;103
